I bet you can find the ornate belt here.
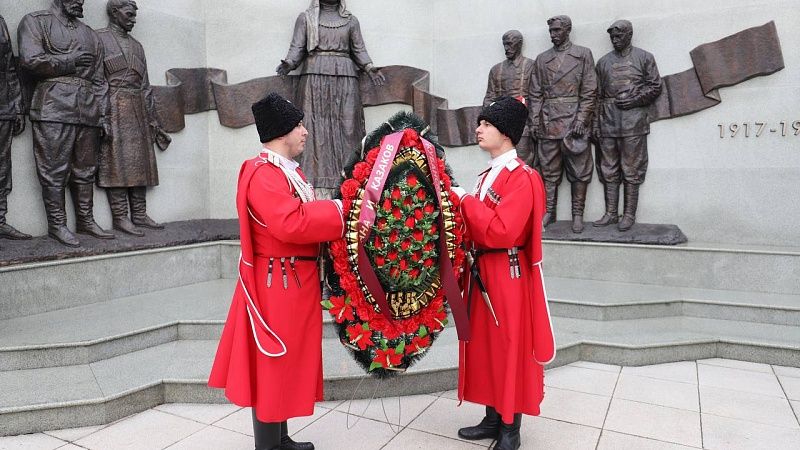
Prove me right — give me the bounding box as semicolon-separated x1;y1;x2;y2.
473;246;523;279
49;76;93;88
543;96;579;104
255;255;318;290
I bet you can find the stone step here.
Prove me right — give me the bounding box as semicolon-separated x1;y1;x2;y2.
4;275;800;371
3;315;800;436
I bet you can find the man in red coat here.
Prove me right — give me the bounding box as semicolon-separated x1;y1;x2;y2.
208;93;344;450
452;96;556;450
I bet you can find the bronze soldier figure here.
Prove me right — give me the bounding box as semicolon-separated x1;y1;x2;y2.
18;0;114;246
277;0;385;198
592;20;662;231
0;13;31;240
530;15;597;233
484;30;537;168
97;0;170;236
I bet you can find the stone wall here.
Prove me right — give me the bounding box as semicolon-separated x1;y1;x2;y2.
1;0;798;247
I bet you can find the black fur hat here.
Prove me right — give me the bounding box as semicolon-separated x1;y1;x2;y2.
477;96;528;145
251;93;304;143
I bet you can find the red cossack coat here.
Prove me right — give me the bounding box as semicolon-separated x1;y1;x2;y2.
208;155;344;422
457;158;555;424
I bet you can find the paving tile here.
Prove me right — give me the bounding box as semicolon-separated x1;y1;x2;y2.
778;375;800;401
213;407;253;436
520;416;600;449
698;364;784;398
604;399;701;448
334;394;437;426
44;425;104;443
74;409;205;450
155;403;240;425
597;430;699;449
702;413;800;450
0;433;66;450
382;428;486;449
773;365;800;379
545;365;619;396
291;411;398;450
439;389;458;401
698;358;773;373
568;361;621;373
165;425;253;450
621;361;697;384
407;396;494;445
700;385;799;429
55;445;85;450
614;374;699;412
0;365;103;408
539;387;611;428
288;405;335;435
791;401;800;425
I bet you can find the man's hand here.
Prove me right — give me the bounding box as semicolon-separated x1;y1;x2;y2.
101;120;112;140
571;121;587;137
275;61;292;77
368;68;386;86
451;186;467;199
12;115;25;136
615;96;639;110
74;52;94;69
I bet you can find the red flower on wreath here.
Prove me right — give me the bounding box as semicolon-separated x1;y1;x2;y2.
406;174;418;187
377;218;387;229
366;148;378;165
374;255;386;266
389;229;399;243
405;335;432;355
416;189;426;200
373;236;383;249
403;197;413;207
353;162;370;182
404;217;415;228
382;198;392;211
330;296;354;323
423;258;435;268
374;348;403;368
412;251;422;262
346;324;373;350
390;267;400;278
387;250;398;261
412;229;423;241
341;179;360;199
409;268;420;278
399;259;409;270
400;239;411;251
414;208;423;220
392;208;402;219
424;203;435;214
424;242;434;252
391;187;402;200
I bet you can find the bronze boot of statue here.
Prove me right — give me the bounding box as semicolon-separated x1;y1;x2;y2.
618;182;639;231
593;182;620;226
71;183;114;240
107;188;144;236
458;406;500;440
571;181;588;233
130;187;163;229
280;421;314;450
541;181;558;227
42;186;80;247
0;195;31;239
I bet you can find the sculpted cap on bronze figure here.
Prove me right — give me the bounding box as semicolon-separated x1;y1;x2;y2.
18;0;114;247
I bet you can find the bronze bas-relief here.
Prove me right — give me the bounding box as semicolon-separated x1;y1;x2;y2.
277;0;385;193
97;0;168;236
592;20;662;232
18;0;114;247
529;15;597;234
0;14;31;240
484;30;537;168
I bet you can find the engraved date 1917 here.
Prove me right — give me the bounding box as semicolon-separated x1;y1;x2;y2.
718;121;800;138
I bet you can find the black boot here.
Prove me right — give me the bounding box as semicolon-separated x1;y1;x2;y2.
130;187;164;229
541;182;558;227
71;183;114;239
0;195;31;240
494;414;522;450
593;182;620;227
252;410;281;450
107;188;144;236
42;186;80;247
571;181;588;233
618;183;640;231
280;421;314;450
458;406;500;440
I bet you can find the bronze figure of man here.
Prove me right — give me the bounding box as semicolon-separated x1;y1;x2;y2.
277;0;385;198
0;13;31;240
484;30;537;169
530;15;597;233
592;20;662;231
96;0;170;236
18;0;114;246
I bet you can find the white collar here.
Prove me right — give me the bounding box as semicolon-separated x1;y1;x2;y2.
261;147;299;171
488;149;518;170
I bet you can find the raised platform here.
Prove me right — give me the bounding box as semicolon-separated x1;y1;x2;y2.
543;221;688;245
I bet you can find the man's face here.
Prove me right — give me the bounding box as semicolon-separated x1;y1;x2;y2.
283;122;309;158
609;28;632;52
112;5;137;32
549;21;570;47
61;0;85;19
475;120;508;155
503;37;522;60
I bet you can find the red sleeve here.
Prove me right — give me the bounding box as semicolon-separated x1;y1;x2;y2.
247;167;344;244
460;171;533;248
